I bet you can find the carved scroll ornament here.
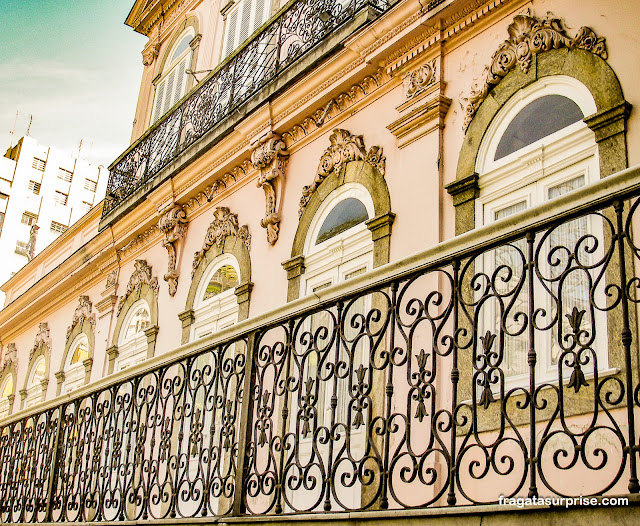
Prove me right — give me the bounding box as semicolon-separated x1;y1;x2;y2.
299;129;385;218
462;11;607;130
403;59;438;100
1;343;17;376
192;207;251;277
158;205;189;296
251;135;289;245
117;260;159;315
66;296;96;342
30;322;51;361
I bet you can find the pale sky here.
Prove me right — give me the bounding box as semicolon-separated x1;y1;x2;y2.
0;0;146;167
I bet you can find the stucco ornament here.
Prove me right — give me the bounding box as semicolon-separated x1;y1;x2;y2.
30;322;51;361
299;129;385;218
157;204;189;296
192;207;251;278
142;42;160;66
1;343;17;376
462;11;607;131
251;135;289;245
66;296;96;342
105;269;119;291
117;260;159;315
403;59;438;100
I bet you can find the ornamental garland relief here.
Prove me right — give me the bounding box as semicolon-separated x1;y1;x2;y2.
157;204;189;297
299;129;386;218
1;343;17;377
251;135;289;245
462;11;607;130
30;322;51;361
117;260;159;315
66;296;96;342
192;207;251;278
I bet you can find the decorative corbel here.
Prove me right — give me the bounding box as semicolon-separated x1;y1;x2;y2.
251;135;289;245
142;42;160;67
157;205;189;296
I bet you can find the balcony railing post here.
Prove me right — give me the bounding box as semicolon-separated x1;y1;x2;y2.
232;330;258;516
525;231;538;498
379;281;398;510
447;259;460;506
614;199;640;493
44;405;65;522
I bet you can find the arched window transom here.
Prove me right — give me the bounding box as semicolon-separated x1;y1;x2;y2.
315;197;369;245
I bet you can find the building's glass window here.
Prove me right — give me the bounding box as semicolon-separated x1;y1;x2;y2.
81;201;92;213
57;167;73;182
50;221;68;235
222;0;270;59
21;212;38;226
54;191;68;205
116;300;151;371
15;240;29;255
28;181;41;194
476;76;605;387
25;356;46;408
0;374;13;418
32;158;46;171
151;31;194;123
315;197;369;244
84;179;97;192
62;334;89;394
191;256;240;340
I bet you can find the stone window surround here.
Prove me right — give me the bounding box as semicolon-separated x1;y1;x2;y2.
179;235;253;345
56;320;95;396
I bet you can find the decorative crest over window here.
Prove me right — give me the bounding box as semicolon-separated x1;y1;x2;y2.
118;260;159;315
299;129;385;218
462;11;607;130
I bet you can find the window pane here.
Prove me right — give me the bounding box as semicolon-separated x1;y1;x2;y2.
71;339;89;365
125;306;151;340
316;198;369;245
171;36;191;63
1;376;13;398
203;264;239;301
495;95;584;161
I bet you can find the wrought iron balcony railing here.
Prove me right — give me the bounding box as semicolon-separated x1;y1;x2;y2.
3;166;640;521
102;0;392;220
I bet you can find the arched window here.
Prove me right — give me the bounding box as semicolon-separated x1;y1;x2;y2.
152;30;194;123
0;374;14;418
475;76;606;385
191;255;241;340
221;0;270;59
25;356;46;408
61;334;89;394
116;300;151;371
290;183;375;510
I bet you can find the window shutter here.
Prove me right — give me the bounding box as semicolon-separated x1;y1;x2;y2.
162;70;177;115
254;0;267;28
224;9;239;58
172;56;188;106
238;0;252;44
153;82;165;123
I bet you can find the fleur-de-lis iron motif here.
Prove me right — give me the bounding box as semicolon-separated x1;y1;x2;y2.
478;331;497;410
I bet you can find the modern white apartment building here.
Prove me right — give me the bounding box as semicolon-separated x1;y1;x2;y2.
0;136;106;304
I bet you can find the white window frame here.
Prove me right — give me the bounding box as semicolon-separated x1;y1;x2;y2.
62;334;89;394
0;375;14;419
151;30;195;124
289;183;375;511
475;76;612;391
25;356;46;408
116;299;151;372
221;0;270;59
191;254;241;341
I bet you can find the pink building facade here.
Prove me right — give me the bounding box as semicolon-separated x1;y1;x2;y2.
0;0;640;523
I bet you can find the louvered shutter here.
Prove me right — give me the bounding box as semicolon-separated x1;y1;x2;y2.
223;9;239;58
172;56;189;106
153;82;165;122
